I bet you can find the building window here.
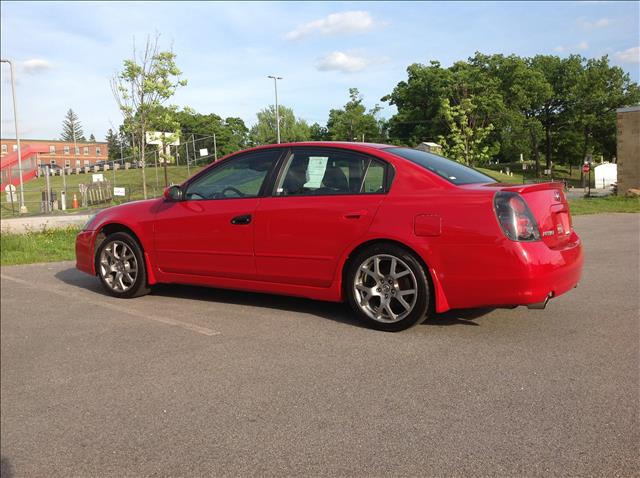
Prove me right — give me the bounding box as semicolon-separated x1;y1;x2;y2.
64;146;70;154
83;147;89;155
1;144;6;153
96;147;101;156
50;159;57;165
75;147;80;155
76;159;81;167
65;159;71;168
84;160;90;167
49;145;56;154
13;144;18;152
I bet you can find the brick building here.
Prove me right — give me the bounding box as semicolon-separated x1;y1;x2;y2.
0;138;109;168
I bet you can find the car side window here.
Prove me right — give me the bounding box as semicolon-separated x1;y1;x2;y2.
276;149;386;196
185;150;281;200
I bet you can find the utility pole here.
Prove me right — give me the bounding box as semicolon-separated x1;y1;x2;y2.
162;132;169;188
213;133;218;161
1;59;27;213
185;140;191;176
267;75;283;144
191;134;196;165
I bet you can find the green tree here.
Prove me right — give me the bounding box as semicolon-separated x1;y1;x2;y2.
249;105;310;145
573;56;640;164
111;34;187;198
529;55;582;169
60;109;85;142
309;122;330;141
327;88;384;142
165;107;248;161
105;128;121;162
438;97;496;166
89;133;96;142
382;61;453;145
149;105;181;186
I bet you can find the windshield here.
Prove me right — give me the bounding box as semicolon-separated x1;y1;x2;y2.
384;147;496;185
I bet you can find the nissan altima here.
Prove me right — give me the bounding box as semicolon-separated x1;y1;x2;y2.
76;142;583;331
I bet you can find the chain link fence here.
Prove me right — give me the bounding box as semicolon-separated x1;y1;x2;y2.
1;161;209;218
1;134;229;218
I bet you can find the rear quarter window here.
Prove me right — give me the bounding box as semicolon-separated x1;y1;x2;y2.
384;147;496;185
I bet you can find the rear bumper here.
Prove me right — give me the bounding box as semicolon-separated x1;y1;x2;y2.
441;233;584;309
75;230;96;276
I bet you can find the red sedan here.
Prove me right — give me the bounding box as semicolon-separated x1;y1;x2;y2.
76;142;583;331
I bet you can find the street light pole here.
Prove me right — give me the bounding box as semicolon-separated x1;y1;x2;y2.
1;59;27;213
267;75;283;144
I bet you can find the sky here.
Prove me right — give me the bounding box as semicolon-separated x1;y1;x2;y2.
1;1;639;141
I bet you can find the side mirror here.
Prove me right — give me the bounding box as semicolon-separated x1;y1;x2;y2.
163;185;184;202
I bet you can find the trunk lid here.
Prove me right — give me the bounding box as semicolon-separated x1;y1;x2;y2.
498;182;573;249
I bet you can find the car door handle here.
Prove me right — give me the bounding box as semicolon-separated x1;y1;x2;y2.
231;214;252;225
343;210;368;219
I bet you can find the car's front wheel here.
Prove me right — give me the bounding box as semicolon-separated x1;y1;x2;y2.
346;244;430;331
95;232;150;298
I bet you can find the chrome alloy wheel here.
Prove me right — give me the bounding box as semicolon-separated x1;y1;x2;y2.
99;240;138;292
353;254;418;324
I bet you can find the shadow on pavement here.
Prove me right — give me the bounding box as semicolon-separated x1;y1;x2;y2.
54;267;105;294
54;267;495;329
152;282;364;329
54;267;363;329
427;308;495;327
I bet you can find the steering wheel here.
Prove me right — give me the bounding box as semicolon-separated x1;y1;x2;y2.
220;186;245;198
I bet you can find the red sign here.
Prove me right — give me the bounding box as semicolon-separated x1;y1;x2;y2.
582;164;590;173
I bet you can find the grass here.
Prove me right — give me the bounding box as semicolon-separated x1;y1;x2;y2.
568;196;640;215
1;226;81;266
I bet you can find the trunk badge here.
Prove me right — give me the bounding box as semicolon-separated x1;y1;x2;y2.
554;190;561;201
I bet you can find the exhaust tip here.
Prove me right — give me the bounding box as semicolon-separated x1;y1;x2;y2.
527;293;553;310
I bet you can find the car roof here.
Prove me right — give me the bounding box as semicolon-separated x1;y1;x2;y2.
241;141;395;152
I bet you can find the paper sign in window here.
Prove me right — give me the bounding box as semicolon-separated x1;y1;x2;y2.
304;156;328;188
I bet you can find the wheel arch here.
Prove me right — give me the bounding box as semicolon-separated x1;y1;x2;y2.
339;238;450;313
94;222;157;285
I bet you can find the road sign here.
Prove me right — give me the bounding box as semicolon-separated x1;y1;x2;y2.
582;164;590;173
113;187;126;197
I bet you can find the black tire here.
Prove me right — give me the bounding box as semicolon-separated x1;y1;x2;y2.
95;232;151;298
345;243;430;332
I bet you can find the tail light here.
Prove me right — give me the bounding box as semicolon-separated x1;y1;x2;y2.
494;192;540;241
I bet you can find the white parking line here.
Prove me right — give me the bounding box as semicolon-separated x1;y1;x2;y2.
0;273;221;337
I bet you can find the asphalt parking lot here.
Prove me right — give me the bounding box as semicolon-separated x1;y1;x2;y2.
1;213;638;477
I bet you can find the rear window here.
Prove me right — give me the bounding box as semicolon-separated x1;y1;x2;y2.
384;147;496;185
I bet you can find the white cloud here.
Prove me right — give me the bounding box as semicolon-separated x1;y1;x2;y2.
285;11;376;40
315;51;381;73
615;47;640;64
553;41;588;53
577;16;612;30
21;59;53;75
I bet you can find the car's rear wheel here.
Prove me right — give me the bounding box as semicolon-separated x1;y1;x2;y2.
346;244;430;331
95;232;150;298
